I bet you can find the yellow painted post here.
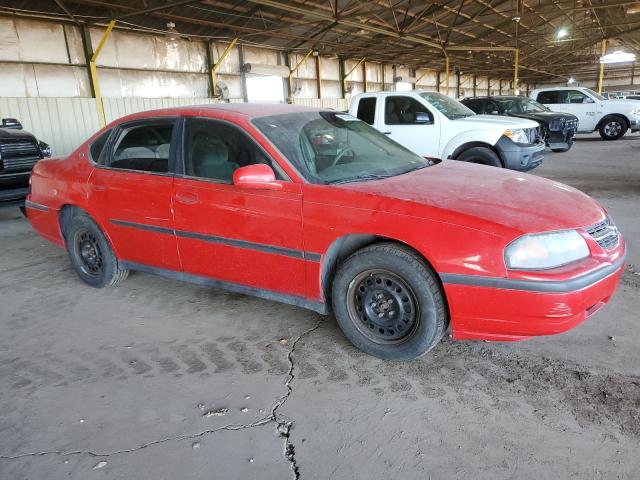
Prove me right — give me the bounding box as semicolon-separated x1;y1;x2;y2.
90;19;116;128
211;37;237;88
598;38;607;95
513;48;519;95
445;55;450;96
342;57;365;96
363;60;367;93
289;49;313;101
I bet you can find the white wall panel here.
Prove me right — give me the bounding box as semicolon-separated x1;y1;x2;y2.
0;64;39;96
0;97;99;157
0;19;69;64
97;69;209;98
211;42;240;74
102;97;217;125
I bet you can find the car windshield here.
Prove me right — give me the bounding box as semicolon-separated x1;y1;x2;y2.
495;97;549;113
418;92;475;119
584;88;605;101
252;111;429;185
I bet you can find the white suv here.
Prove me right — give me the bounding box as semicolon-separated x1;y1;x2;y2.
530;87;640;140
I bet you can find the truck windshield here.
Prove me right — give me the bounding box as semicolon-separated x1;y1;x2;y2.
418;92;475;119
252;111;429;185
583;88;605;101
495;98;549;113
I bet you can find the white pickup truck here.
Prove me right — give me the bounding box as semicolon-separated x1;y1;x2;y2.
530;86;640;140
349;90;545;171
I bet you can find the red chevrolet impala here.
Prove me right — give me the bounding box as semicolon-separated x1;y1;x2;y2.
26;104;625;360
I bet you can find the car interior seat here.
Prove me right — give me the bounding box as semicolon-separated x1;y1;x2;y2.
385;101;399;123
191;135;239;182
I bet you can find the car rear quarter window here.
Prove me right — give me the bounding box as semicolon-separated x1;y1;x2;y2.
356;97;376;125
90;129;112;164
109;121;174;174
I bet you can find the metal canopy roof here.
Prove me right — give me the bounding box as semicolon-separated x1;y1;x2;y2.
1;0;639;83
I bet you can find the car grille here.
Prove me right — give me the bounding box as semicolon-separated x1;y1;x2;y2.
524;126;542;144
0;141;40;173
549;118;579;132
585;216;619;250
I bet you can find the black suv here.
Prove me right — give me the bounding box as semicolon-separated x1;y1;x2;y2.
0;118;51;209
461;96;579;152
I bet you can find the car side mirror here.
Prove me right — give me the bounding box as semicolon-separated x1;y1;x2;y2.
233;164;282;190
415;112;433;124
583;97;595;104
2;118;22;130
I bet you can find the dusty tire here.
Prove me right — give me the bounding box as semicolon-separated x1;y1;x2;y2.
456;147;502;168
65;214;129;288
598;116;627;140
331;243;448;360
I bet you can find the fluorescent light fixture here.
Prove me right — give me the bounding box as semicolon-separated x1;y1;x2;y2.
600;51;636;64
568;77;575;84
556;28;569;38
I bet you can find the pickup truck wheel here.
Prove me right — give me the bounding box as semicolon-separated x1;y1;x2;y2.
456;147;502;168
65;214;129;288
599;116;627;140
331;243;448;360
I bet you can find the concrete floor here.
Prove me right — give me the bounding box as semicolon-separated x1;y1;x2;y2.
1;133;639;479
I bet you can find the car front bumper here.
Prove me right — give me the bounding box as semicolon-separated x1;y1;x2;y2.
630;118;640;132
546;128;576;151
495;136;545;172
441;253;625;342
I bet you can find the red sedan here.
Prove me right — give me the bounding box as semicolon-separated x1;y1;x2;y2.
26;104;625;360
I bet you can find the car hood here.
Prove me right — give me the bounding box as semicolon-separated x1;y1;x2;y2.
604;99;640;111
0;127;37;141
507;111;578;125
341;161;605;236
456;114;540;129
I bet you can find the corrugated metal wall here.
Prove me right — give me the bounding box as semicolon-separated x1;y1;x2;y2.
0;97;218;156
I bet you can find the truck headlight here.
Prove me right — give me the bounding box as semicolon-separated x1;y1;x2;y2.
630;107;640;116
39;141;52;158
504;230;589;270
504;128;529;144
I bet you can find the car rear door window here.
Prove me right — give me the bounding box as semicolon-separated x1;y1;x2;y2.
536;91;561;104
109;121;175;173
182;118;286;183
356;97;377;125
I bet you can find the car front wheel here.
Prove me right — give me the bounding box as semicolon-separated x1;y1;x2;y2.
65;214;129;288
599;116;628;140
456;147;502;168
331;243;448;360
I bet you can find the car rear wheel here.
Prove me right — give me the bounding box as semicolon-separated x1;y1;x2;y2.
456;147;502;168
331;243;448;360
599;116;627;140
65;214;129;288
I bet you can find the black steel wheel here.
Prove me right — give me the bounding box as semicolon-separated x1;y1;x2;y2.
347;269;419;345
332;243;448;360
65;214;129;288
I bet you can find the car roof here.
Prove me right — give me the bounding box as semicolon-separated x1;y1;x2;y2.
462;96;525;101
115;102;324;125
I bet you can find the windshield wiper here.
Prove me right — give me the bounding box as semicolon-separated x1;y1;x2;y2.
330;173;393;185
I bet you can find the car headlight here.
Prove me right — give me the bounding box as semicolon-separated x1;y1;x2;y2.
630;107;640;116
39;141;51;158
504;230;589;270
504;128;530;144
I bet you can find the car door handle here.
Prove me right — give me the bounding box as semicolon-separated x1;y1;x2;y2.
175;192;199;205
382;131;392;135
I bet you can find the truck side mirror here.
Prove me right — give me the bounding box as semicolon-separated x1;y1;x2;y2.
415;112;433;125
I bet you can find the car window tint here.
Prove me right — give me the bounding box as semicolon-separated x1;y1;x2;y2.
565;90;589;104
183;118;284;183
90;129;111;164
384;96;433;125
464;100;482;114
536;91;560;104
110;122;174;173
356;97;377;125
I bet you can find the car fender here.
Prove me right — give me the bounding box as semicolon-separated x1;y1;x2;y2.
441;129;503;159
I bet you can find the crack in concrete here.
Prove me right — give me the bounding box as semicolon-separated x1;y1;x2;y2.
0;317;323;479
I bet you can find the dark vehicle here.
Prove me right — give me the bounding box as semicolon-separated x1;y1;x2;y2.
0;118;51;209
462;96;579;152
